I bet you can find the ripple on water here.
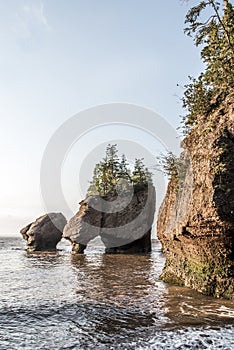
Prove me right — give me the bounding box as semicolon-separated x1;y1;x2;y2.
0;302;234;350
0;237;234;349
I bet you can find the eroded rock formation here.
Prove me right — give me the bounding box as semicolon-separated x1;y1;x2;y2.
63;185;156;254
21;213;67;252
63;196;102;253
157;95;234;299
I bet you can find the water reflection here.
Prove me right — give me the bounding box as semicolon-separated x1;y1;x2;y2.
23;251;65;269
70;252;168;333
71;253;164;308
5;237;234;328
70;244;234;328
1;237;234;349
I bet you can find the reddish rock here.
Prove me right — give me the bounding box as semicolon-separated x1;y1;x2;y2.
20;213;66;252
157;94;234;299
63;185;156;254
63;196;102;254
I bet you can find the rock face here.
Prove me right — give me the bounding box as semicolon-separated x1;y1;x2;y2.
63;185;156;254
63;196;103;253
157;95;234;299
21;213;67;252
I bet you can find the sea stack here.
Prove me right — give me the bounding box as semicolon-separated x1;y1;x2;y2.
20;213;67;252
63;144;156;254
63;185;156;254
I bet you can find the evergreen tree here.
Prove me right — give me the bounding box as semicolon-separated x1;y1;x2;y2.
144;167;153;185
132;158;148;187
87;145;153;196
118;154;131;181
87;145;122;196
155;152;181;179
87;162;103;195
182;0;234;129
105;144;120;193
116;154;132;193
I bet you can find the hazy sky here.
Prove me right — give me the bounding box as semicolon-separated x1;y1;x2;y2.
0;0;218;235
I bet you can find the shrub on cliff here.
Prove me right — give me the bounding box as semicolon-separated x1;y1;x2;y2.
155;152;180;179
155;151;189;193
87;144;152;196
182;0;234;130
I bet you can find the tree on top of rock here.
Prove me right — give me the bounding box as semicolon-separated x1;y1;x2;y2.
87;145;153;196
118;154;131;181
132;158;152;187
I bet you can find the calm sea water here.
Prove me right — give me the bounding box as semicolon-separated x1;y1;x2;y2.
0;236;234;350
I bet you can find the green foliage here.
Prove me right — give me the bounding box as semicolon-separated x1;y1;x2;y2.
119;154;132;182
87;144;153;196
182;0;234;129
155;152;181;179
155;151;189;192
132;158;153;188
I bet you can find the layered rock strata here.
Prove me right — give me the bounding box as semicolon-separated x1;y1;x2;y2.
157;95;234;299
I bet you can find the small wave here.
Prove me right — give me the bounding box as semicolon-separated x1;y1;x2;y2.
0;303;233;349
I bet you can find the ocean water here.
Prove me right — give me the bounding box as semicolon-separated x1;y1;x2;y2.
0;236;234;350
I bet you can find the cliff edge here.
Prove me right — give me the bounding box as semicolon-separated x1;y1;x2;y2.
157;94;234;299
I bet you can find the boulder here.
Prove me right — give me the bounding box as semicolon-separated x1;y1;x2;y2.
63;185;156;254
20;213;67;252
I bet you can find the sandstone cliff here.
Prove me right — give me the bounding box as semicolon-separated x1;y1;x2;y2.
157;94;234;299
63;185;156;254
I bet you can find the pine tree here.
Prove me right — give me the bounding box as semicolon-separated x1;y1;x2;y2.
105;144;120;194
144;167;153;185
155;152;180;179
118;154;131;181
87;162;103;195
87;145;123;196
132;158;148;187
182;0;234;129
87;145;153;196
116;154;132;194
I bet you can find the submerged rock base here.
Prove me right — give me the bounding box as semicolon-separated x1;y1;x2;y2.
104;231;151;254
157;95;234;299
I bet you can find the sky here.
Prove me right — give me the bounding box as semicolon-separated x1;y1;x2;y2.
0;0;217;235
